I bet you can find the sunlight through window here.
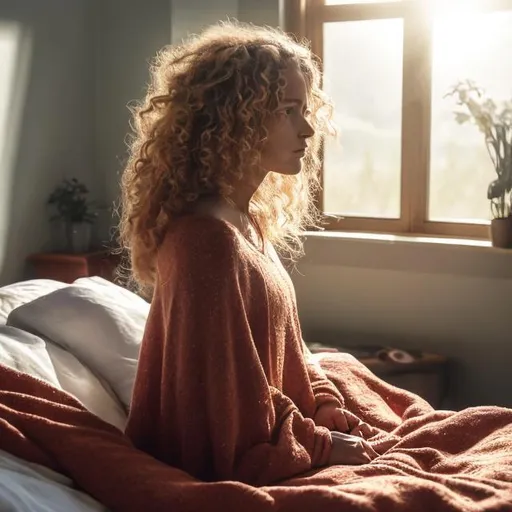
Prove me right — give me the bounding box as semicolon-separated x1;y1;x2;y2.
322;19;403;218
0;24;21;167
0;22;30;270
430;7;512;222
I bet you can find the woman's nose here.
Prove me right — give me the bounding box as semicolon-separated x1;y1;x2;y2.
301;118;315;139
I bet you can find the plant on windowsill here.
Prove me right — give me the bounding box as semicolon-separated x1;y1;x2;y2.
47;177;98;253
446;80;512;248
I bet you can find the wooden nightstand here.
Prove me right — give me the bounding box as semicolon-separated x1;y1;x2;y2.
308;343;449;408
358;352;449;408
27;251;121;284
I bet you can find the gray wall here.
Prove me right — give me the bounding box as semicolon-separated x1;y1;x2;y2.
0;0;279;285
0;0;96;284
293;235;512;409
171;0;238;44
171;0;280;44
95;0;172;210
0;0;509;409
0;0;172;286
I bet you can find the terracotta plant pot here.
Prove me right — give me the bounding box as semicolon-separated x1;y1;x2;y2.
490;216;512;248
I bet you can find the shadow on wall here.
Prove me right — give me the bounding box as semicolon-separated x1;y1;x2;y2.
299;291;512;412
292;235;512;411
0;0;97;286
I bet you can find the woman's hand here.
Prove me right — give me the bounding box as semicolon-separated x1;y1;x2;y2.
314;403;349;432
328;431;379;466
315;403;374;439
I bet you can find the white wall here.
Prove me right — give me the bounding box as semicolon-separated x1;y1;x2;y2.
0;0;96;284
96;0;279;212
293;235;512;409
171;0;238;44
237;0;281;26
95;0;172;212
170;0;280;44
165;0;512;409
1;0;509;409
0;0;280;286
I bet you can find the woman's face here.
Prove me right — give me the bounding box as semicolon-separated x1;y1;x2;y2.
260;64;315;176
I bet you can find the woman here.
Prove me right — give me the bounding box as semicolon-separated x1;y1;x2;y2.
120;20;377;486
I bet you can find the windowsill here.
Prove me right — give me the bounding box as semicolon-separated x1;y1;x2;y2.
305;230;494;250
301;230;512;279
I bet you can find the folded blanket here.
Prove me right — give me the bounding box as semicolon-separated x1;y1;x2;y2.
0;364;273;512
1;353;511;512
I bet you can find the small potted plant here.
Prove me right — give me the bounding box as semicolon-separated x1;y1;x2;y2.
47;177;97;253
446;80;512;248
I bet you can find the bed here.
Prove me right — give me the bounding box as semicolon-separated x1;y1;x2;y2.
0;277;511;512
0;277;138;511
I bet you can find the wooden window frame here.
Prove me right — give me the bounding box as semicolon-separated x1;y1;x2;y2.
285;0;512;238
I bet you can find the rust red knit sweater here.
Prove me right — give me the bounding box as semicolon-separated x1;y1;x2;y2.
126;215;343;485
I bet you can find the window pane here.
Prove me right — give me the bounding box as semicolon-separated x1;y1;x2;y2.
322;19;403;218
430;10;512;223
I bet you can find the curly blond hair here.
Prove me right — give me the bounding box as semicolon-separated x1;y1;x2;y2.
118;20;335;289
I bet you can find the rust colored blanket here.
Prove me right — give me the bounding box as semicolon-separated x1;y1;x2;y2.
1;352;511;512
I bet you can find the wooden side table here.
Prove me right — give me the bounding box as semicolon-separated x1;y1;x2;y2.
27;251;121;284
308;343;449;408
358;352;449;408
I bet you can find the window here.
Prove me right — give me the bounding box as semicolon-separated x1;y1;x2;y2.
285;0;512;238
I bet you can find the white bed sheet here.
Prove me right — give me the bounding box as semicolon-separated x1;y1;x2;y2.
8;276;150;409
0;277;147;510
0;450;107;512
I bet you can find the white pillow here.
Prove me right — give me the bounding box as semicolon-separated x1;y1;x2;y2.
0;324;126;429
45;342;127;430
7;277;150;410
0;325;62;388
0;279;67;324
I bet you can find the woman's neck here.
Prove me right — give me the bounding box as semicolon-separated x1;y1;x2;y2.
193;196;263;251
193;196;248;230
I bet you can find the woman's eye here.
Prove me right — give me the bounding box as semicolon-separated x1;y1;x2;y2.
278;105;310;117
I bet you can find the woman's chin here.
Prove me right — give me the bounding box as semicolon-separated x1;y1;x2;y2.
272;163;303;176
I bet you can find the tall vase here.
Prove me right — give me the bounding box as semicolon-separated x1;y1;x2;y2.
66;222;92;253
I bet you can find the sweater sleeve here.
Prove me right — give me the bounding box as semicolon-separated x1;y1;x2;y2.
127;224;332;486
302;342;344;412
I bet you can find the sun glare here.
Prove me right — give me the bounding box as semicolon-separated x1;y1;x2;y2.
434;13;491;75
0;22;31;276
0;24;21;162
